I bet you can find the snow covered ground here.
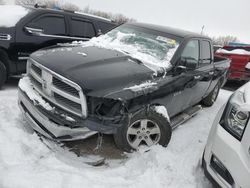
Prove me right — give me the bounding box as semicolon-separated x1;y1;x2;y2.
0;82;232;188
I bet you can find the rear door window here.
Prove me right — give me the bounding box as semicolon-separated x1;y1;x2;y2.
33;14;66;35
71;17;96;38
201;40;212;64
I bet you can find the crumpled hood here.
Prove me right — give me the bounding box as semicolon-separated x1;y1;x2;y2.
31;45;157;98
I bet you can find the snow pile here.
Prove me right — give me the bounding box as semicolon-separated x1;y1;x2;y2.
0;5;29;27
217;48;250;55
18;77;53;111
124;81;157;92
154;106;170;122
0;86;232;188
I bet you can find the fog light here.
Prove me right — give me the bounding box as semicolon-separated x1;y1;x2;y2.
210;155;234;185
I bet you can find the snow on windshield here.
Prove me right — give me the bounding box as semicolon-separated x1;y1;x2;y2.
80;25;180;71
0;5;30;27
217;48;250;55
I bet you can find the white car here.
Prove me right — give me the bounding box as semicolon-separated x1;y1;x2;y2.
202;83;250;188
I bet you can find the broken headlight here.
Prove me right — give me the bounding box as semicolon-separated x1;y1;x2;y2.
220;91;249;140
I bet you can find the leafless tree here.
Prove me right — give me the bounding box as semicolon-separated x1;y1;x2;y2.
212;35;239;46
15;0;134;23
15;0;38;6
61;2;80;11
83;5;136;24
15;0;79;11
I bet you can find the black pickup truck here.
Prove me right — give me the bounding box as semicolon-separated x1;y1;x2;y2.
0;5;117;88
18;23;230;152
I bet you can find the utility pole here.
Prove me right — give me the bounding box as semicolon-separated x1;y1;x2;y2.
201;25;205;35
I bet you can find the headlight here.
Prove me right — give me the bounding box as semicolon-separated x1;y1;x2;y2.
220;90;249;140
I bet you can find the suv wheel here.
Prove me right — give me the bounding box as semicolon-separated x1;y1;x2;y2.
202;82;221;107
0;61;7;89
114;108;172;152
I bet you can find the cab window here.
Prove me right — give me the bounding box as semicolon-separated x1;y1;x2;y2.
181;40;200;64
201;40;212;64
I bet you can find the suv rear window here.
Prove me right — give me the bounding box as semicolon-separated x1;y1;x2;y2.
98;22;116;33
71;18;96;38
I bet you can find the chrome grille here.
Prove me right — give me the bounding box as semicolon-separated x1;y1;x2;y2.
27;58;87;117
54;93;82;111
31;63;42;76
53;77;79;97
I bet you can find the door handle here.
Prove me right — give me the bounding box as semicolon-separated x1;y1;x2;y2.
209;71;214;75
194;75;201;80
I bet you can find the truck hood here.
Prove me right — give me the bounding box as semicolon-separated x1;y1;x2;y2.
31;45;159;98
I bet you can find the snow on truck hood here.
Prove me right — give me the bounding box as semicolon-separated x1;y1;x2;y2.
0;5;30;27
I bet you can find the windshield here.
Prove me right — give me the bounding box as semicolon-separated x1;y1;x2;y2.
83;24;181;69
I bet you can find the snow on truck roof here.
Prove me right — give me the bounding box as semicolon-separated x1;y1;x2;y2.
0;5;30;27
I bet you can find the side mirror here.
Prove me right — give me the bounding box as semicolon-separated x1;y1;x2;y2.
97;29;103;36
174;65;187;75
24;23;44;35
180;57;198;70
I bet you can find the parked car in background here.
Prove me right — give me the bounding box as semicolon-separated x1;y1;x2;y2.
0;5;117;89
216;46;250;82
202;82;250;188
213;45;222;53
18;23;230;152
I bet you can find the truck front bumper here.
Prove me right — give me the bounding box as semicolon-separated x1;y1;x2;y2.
202;105;250;188
18;89;98;141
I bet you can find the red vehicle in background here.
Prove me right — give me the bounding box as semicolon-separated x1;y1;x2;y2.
215;46;250;81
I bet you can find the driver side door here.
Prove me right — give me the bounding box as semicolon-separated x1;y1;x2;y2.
176;39;201;112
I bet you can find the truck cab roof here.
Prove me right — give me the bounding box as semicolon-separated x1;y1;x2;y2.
128;22;210;40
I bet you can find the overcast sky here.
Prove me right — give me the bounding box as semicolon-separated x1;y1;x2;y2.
7;0;250;43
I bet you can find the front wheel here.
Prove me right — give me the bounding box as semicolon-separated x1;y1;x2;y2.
114;108;172;152
201;82;221;107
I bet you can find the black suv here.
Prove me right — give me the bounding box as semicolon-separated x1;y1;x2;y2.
0;5;117;88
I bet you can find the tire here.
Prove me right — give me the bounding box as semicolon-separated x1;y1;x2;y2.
201;82;221;107
114;108;172;152
0;61;7;89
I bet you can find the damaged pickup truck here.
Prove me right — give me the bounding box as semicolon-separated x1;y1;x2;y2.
18;23;230;151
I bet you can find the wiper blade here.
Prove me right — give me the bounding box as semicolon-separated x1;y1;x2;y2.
128;57;143;65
